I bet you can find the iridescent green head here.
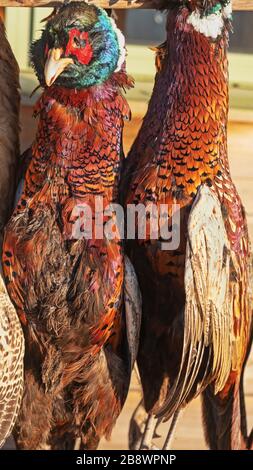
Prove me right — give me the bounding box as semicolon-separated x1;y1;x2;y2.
31;2;126;89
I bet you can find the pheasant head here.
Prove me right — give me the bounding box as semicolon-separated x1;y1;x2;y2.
31;2;125;89
165;0;232;41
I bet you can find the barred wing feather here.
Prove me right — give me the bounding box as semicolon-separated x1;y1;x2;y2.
158;185;233;419
0;274;24;447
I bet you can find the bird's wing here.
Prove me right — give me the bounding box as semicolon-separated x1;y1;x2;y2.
0;274;24;447
0;20;20;253
157;184;252;419
124;255;142;371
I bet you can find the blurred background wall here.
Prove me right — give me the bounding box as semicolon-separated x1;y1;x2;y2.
1;7;253;110
126;9;253;51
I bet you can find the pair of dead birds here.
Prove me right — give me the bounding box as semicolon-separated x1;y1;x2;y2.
0;1;252;450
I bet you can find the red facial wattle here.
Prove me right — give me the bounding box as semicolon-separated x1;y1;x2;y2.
65;28;93;66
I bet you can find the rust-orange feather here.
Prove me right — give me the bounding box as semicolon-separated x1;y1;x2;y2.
3;72;135;449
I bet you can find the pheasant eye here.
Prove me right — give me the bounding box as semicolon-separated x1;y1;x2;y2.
65;29;93;66
74;36;81;47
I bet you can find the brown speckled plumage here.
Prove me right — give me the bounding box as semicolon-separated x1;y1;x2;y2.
0;274;24;448
122;2;253;449
3;5;141;450
3;82;136;450
0;19;23;448
0;20;20;248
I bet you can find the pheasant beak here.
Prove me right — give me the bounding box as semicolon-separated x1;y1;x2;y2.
44;48;73;87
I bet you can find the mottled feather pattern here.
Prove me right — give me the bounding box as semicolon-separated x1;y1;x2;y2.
0;274;24;448
0;19;24;448
122;4;252;448
3;70;135;449
3;4;136;449
0;20;20;249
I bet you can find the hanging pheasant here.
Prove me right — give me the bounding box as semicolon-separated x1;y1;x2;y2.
3;3;141;450
122;0;253;450
0;19;24;448
0;19;20;244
